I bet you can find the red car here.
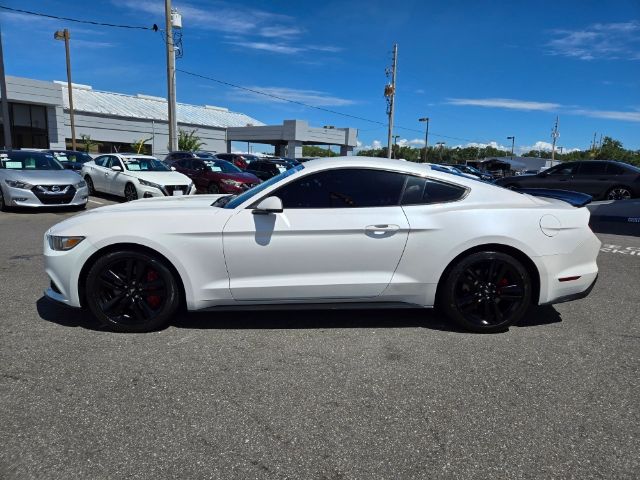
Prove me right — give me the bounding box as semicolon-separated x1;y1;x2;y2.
169;158;261;194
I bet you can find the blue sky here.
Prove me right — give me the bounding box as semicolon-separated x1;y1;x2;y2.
1;0;639;153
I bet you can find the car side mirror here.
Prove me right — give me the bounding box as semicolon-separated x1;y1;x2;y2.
111;165;122;172
252;196;283;215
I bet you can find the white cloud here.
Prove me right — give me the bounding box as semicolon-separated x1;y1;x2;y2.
227;41;304;55
547;21;640;61
447;98;560;111
447;97;640;123
259;26;303;38
73;40;116;49
231;86;356;107
453;141;510;151
397;138;425;147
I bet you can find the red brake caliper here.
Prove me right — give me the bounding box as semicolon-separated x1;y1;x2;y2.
146;270;162;308
497;277;509;293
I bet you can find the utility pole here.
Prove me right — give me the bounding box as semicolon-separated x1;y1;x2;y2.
551;116;559;163
507;135;515;160
392;134;400;159
165;0;179;152
0;24;12;149
419;117;429;162
384;43;398;159
54;29;76;150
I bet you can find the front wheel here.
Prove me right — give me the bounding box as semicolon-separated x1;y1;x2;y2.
606;186;632;201
440;251;532;333
85;250;181;332
207;183;220;194
84;175;95;195
124;183;138;202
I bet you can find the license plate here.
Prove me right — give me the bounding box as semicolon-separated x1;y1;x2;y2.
172;190;183;196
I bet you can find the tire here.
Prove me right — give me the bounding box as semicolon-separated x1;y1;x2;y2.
124;183;138;202
440;251;532;333
84;175;95;195
85;250;180;333
605;186;632;201
207;183;220;194
0;188;7;212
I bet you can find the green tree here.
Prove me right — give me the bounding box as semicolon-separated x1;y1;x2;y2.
302;145;338;157
177;129;204;151
133;137;153;154
79;133;98;153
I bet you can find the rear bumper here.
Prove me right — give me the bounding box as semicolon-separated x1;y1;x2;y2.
540;274;598;306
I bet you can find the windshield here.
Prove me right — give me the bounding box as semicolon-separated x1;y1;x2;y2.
223;163;305;209
123;158;170;171
0;152;64;170
56;151;92;163
205;160;242;174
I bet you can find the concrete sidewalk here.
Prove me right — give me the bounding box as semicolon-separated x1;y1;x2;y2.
588;199;640;236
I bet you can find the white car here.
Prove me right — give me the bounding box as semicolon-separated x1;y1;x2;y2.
81;154;195;201
44;157;600;333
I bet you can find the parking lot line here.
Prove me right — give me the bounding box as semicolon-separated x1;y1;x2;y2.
88;200;104;205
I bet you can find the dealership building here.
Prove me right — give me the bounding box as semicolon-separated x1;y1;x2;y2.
0;75;357;157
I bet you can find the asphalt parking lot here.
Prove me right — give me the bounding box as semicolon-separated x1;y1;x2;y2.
0;196;638;479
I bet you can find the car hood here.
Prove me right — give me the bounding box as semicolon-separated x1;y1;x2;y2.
122;171;192;185
48;194;234;236
0;169;83;185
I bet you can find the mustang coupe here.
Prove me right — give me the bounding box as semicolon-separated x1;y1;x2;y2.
44;157;600;333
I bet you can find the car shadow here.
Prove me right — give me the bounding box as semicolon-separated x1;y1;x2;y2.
36;297;562;334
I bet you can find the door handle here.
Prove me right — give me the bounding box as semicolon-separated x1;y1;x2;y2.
365;224;400;232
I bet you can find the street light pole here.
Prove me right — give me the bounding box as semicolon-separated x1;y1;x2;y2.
54;29;76;150
392;134;400;159
507;136;515;161
419;117;429;162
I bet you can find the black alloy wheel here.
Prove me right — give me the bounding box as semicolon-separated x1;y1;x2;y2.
124;183;138;202
207;183;220;194
441;251;532;333
84;175;95;195
85;250;180;332
0;189;6;212
606;186;632;201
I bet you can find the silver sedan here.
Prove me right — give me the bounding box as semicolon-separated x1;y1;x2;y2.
0;150;88;210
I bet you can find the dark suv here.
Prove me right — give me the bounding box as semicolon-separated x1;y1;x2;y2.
245;159;299;180
215;153;262;170
495;160;640;200
170;158;261;194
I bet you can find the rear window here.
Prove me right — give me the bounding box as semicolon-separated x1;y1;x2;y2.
401;176;467;205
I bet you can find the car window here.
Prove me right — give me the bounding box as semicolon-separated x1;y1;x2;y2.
547;163;577;175
204;160;242;173
606;163;626;175
577;162;608;175
273;168;406;209
401;176;467;205
178;159;191;169
224;164;305;209
94;155;108;167
123;158;170;171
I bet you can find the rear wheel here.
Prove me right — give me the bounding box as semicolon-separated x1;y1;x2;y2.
124;183;138;202
207;183;220;194
440;251;532;333
85;250;181;332
606;186;632;201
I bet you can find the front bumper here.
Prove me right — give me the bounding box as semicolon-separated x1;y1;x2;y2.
139;184;196;199
4;185;88;207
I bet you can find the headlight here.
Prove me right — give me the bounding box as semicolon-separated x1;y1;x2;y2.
138;179;163;189
220;179;243;187
4;179;33;190
47;235;85;251
75;180;87;189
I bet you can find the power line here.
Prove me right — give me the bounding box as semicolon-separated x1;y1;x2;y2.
0;5;157;30
177;68;489;145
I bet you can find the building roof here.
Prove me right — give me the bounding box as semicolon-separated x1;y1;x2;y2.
59;83;263;129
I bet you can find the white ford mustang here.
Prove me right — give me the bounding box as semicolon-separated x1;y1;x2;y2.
44;157;600;333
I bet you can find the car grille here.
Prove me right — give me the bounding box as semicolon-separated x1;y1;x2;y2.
31;185;76;205
163;185;190;196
